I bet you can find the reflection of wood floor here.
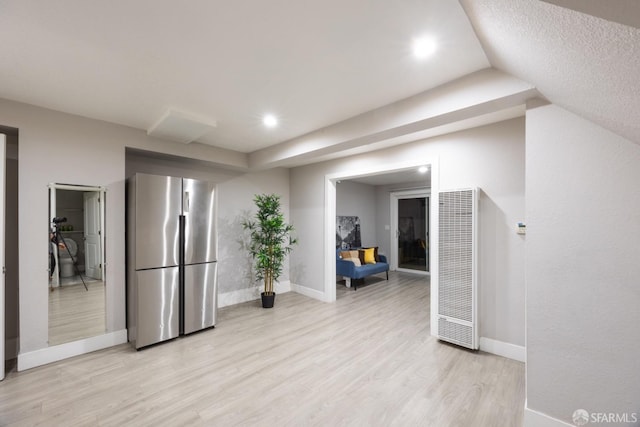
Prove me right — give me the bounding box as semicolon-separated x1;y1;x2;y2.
58;274;100;287
4;273;523;426
48;281;106;346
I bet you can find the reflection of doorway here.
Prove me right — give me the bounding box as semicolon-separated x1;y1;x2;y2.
83;192;102;279
391;190;430;274
49;184;105;287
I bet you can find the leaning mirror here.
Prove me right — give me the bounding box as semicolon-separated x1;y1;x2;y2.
48;183;106;346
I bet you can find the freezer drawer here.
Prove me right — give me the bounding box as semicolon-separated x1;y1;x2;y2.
135;267;180;348
183;262;218;335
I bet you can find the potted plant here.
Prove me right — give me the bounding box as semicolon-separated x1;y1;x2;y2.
243;194;297;308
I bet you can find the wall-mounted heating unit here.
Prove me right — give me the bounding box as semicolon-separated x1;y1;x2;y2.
437;188;478;350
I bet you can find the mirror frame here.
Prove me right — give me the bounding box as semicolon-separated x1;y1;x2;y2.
48;182;107;345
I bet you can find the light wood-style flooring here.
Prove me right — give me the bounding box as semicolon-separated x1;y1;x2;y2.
3;272;524;426
48;280;106;346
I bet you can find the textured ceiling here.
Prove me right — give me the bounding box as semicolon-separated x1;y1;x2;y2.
0;0;489;152
541;0;640;29
461;0;640;145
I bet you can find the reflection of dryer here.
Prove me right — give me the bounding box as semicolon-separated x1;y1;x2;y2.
59;236;78;278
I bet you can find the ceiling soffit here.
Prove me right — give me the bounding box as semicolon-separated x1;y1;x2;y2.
249;68;537;169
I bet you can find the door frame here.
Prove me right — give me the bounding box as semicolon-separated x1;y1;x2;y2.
83;191;103;280
324;156;440;337
390;189;430;275
1;134;6;380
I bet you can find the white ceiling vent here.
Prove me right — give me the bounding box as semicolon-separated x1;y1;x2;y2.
147;109;217;144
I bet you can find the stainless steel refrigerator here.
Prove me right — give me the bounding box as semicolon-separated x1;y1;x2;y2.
127;173;218;349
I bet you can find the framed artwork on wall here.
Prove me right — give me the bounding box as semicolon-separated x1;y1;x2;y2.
336;216;361;249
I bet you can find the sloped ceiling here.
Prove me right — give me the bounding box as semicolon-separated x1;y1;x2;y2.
540;0;640;29
461;0;640;145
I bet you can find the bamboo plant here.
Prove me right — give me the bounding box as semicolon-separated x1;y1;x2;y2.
243;194;297;296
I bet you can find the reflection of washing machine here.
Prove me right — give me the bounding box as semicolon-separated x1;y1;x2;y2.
59;237;78;278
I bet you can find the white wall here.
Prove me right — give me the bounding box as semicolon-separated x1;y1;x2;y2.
0;97;246;361
336;180;376;247
125;150;244;183
525;105;640;424
216;168;291;300
291;117;526;346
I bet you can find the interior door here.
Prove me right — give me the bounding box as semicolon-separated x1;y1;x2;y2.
0;134;6;380
83;192;101;279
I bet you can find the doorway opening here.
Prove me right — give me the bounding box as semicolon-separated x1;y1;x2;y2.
324;157;440;336
1;125;19;373
48;185;105;288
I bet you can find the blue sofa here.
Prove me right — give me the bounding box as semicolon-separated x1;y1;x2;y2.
336;248;389;290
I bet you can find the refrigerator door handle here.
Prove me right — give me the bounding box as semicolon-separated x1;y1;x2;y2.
179;215;185;335
184;191;190;214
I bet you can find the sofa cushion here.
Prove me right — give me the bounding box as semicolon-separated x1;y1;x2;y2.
339;250;358;260
345;257;361;267
371;246;380;262
362;247;376;264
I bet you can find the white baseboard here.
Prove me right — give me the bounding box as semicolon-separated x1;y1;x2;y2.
218;280;291;308
17;329;127;371
277;280;292;294
524;406;573;427
479;337;526;363
4;337;18;360
218;286;261;307
291;283;328;302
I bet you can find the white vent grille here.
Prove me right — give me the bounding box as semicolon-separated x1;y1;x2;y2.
438;317;473;347
438;188;478;349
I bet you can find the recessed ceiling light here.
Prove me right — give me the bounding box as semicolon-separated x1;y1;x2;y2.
263;114;278;128
412;37;437;59
418;166;429;174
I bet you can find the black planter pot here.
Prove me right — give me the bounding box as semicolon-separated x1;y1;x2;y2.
261;292;276;308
